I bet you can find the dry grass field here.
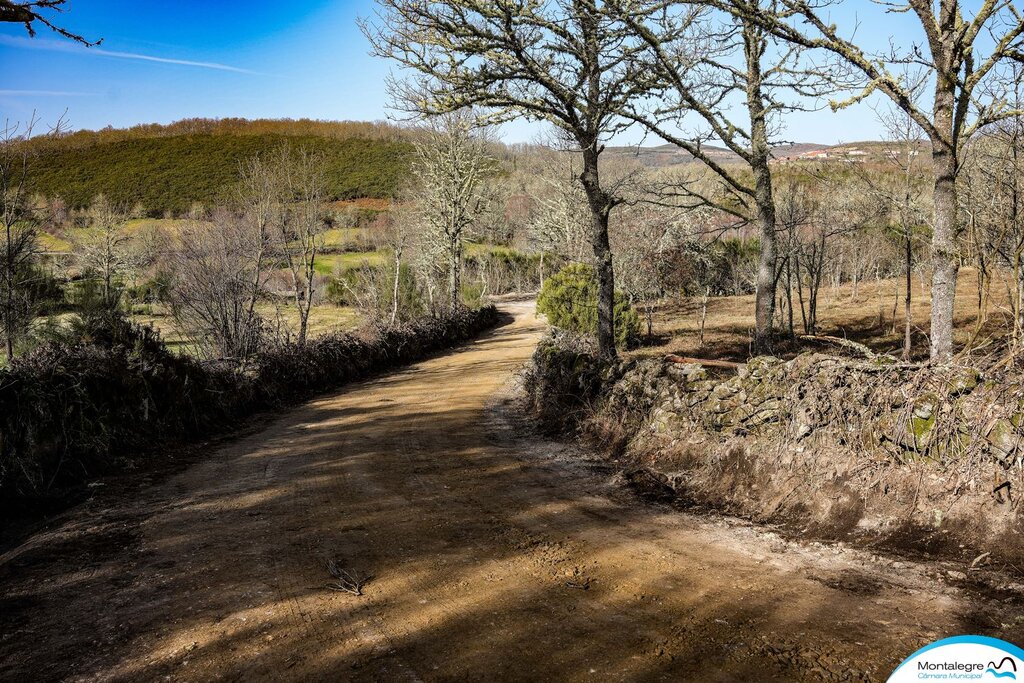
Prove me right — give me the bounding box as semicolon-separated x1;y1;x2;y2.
637;268;1015;363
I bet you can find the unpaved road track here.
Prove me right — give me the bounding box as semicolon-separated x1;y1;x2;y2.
1;302;1019;682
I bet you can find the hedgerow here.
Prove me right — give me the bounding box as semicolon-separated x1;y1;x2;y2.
0;306;499;507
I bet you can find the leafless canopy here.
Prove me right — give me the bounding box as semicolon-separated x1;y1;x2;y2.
78;195;132;311
362;0;672;358
362;0;658;136
165;209;267;361
409;111;494;310
724;0;1024;361
277;146;328;345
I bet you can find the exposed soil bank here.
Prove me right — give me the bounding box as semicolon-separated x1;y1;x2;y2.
1;303;1021;682
526;332;1024;567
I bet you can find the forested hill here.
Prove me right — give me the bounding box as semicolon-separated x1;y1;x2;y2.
27;118;415;216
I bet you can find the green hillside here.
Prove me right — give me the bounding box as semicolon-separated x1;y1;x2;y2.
28;131;414;216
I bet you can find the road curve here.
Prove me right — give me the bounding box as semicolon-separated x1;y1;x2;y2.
0;301;999;681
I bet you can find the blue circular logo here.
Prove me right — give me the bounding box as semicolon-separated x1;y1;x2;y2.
888;636;1024;681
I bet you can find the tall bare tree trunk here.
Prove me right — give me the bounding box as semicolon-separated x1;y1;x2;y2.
785;257;794;338
448;234;462;312
852;247;861;299
580;143;616;360
3;226;12;360
391;251;401;326
904;230;913;359
1016;253;1024;342
752;170;777;348
299;255;316;345
745;24;777;351
794;247;807;333
698;286;710;348
929;72;959;362
299;308;309;345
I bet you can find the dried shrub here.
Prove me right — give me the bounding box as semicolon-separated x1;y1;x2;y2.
522;329;610;434
0;306;499;508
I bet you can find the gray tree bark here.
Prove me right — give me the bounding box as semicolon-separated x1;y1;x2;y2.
580;143;617;360
746;23;777;350
929;68;959;362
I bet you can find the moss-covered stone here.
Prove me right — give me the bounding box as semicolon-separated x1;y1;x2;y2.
987;418;1021;463
946;367;980;396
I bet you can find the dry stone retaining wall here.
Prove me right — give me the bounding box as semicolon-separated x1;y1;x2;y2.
527;333;1024;563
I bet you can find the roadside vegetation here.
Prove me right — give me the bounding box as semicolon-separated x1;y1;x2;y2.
0;114;528;512
0;305;499;510
6;1;1024;563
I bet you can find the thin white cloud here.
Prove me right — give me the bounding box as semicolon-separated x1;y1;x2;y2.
0;89;97;97
0;35;259;74
89;46;259;74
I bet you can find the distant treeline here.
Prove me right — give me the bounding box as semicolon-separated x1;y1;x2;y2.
28;129;414;216
35;117;413;149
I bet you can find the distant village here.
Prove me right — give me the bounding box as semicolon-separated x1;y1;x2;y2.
776;145;921;163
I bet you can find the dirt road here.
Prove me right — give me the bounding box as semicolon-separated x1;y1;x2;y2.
1;302;1018;682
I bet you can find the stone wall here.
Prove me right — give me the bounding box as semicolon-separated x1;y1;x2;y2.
526;334;1024;563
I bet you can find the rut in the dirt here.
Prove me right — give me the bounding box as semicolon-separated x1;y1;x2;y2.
0;301;1017;682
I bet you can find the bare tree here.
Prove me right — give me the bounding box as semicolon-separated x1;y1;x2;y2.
78;194;131;310
953;61;1024;353
774;170;882;337
805;183;876;334
235;154;279;340
341;258;399;324
383;203;415;325
405;211;445;316
613;202;705;337
611;0;842;350
0;0;99;44
277;147;327;345
165;209;266;360
363;0;663;358
871;80;931;359
774;175;814;337
735;0;1024;361
409;112;493;312
525;153;592;270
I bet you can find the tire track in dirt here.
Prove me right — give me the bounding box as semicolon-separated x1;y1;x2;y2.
0;301;1018;682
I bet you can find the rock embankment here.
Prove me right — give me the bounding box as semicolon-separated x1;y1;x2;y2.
526;332;1024;563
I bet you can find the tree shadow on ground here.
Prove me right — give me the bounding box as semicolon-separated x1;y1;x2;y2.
0;308;1012;682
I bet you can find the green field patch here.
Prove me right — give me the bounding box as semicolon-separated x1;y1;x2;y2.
314;251;387;275
38;231;72;253
321;227;370;250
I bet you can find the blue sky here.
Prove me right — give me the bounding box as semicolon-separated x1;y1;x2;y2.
0;1;923;145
